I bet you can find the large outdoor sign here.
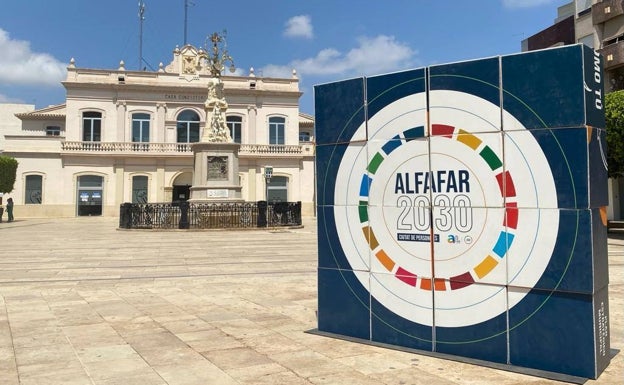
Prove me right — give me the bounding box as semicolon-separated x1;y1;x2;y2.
314;44;611;379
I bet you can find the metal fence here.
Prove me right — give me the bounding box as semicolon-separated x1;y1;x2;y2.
119;201;301;230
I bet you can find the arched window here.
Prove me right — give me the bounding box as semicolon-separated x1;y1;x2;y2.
132;175;148;203
25;175;43;204
82;111;102;142
132;113;150;142
226;115;242;144
177;110;200;143
268;116;285;145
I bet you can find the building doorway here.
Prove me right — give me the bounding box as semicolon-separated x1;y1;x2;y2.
172;172;193;203
172;185;190;203
267;176;288;202
77;175;103;216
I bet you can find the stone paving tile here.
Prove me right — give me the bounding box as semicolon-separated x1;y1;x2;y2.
11;329;67;349
131;346;205;367
63;323;127;348
309;370;403;385
271;349;350;378
182;329;245;352
152;361;238;385
16;361;89;383
158;317;214;334
94;372;167;385
243;370;315;385
240;331;308;355
201;346;273;370
223;361;289;380
14;343;76;366
334;352;412;375
76;344;142;363
366;366;459;385
81;357;154;381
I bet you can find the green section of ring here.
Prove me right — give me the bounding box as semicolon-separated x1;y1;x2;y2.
358;201;368;223
368;152;385;175
479;145;503;170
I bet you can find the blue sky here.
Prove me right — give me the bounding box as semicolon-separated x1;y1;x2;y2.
0;0;570;115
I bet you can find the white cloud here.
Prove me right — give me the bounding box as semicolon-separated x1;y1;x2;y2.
0;28;66;86
502;0;558;8
263;35;416;79
284;15;314;39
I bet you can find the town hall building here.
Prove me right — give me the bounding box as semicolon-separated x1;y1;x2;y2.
0;44;315;218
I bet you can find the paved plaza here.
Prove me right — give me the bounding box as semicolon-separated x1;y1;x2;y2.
0;216;622;385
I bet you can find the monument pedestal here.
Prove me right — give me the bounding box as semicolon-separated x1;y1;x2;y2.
189;142;243;202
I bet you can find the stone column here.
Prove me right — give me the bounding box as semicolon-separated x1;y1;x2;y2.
116;101;126;142
156;102;167;143
247;104;257;143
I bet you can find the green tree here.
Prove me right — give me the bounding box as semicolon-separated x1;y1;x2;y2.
0;155;18;194
605;90;624;178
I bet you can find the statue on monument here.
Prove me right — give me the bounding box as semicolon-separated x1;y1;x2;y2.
200;31;236;143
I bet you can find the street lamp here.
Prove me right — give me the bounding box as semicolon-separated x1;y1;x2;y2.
265;166;273;227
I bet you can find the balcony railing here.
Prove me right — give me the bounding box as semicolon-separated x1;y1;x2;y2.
61;141;193;153
61;141;314;157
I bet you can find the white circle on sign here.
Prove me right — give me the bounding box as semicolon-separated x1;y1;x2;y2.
333;90;558;327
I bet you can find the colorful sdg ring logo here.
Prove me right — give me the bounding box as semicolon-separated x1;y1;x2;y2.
333;90;559;328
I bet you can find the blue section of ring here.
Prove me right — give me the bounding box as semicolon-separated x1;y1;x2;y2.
359;175;372;197
403;126;425;140
381;135;402;155
492;231;514;258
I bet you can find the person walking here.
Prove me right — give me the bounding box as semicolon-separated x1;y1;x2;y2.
6;197;14;222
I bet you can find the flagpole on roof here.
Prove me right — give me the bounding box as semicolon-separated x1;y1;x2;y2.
138;0;145;70
184;0;196;45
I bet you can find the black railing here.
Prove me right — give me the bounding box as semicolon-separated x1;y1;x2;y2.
119;201;302;230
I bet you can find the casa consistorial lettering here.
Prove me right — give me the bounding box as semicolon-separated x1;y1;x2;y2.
164;94;205;102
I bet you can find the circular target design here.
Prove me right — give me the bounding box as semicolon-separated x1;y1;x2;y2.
334;90;559;327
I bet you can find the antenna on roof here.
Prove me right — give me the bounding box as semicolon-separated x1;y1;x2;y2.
184;0;195;45
138;0;146;70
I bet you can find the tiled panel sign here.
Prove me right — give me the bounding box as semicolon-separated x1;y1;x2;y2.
314;44;610;379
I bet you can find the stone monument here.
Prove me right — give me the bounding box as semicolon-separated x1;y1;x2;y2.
189;32;242;202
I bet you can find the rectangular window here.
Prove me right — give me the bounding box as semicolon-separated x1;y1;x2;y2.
578;34;594;48
25;175;43;204
83;112;102;142
132;113;150;142
46;126;61;136
299;132;311;142
132;175;148;203
269;117;285;145
227;116;242;144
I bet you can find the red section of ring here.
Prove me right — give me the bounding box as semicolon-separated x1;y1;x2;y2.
395;267;417;286
431;124;454;138
496;171;517;197
449;272;475;290
505;202;519;229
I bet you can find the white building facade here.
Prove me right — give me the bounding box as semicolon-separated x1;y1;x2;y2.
1;45;315;218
